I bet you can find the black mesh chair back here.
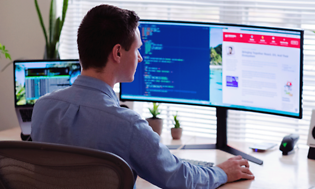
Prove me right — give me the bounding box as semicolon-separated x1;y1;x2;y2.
0;141;134;189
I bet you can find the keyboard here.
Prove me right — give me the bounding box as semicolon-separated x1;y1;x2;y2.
180;158;214;167
20;109;33;122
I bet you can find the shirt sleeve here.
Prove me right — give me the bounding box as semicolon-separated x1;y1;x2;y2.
127;118;228;189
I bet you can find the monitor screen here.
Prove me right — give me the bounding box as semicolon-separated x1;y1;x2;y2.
14;59;81;107
120;20;303;118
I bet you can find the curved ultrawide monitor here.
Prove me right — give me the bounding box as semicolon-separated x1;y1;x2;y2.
120;20;303;119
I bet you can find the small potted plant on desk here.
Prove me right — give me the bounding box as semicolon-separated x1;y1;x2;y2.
146;103;163;136
171;112;182;140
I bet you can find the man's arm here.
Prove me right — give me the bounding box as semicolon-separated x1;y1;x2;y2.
127;118;228;189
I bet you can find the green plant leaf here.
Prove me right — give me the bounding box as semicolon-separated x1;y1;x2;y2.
49;41;56;59
47;16;60;59
49;0;56;45
53;17;61;43
44;43;50;58
60;0;69;34
34;0;48;46
148;102;161;118
5;53;11;60
173;112;180;128
0;44;11;60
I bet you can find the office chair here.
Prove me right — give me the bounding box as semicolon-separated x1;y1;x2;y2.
0;141;135;189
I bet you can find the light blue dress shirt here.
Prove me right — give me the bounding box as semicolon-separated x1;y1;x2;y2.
31;75;227;189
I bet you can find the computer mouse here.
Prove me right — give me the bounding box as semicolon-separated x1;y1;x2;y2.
279;134;299;155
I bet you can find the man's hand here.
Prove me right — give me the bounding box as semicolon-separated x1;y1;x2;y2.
216;155;255;182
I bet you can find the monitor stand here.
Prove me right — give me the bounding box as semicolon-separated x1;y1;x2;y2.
167;107;263;165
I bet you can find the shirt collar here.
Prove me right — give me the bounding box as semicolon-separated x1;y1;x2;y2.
73;75;120;107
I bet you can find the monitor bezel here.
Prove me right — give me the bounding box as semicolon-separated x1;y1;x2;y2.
119;20;304;119
13;59;80;108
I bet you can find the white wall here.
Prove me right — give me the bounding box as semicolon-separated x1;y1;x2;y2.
0;0;50;131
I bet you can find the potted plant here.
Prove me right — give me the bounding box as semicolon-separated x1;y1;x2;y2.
146;103;163;136
35;0;69;59
171;112;182;140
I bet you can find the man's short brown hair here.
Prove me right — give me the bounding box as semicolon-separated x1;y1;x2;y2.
77;4;140;70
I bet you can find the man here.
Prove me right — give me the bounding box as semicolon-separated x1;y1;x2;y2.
31;4;254;189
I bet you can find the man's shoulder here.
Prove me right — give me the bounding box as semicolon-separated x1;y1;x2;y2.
36;89;142;121
114;106;144;123
34;87;71;104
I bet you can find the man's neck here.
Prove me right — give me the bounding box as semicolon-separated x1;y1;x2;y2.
81;68;116;88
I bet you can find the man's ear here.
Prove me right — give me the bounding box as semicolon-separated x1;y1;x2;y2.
112;44;122;63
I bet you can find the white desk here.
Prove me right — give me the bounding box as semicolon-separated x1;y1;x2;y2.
136;135;315;189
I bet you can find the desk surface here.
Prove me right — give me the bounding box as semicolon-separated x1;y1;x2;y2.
1;127;314;189
137;135;315;189
0;127;21;141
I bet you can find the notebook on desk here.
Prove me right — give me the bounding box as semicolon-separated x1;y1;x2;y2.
14;59;81;135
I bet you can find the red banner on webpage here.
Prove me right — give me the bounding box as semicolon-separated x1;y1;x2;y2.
223;32;300;48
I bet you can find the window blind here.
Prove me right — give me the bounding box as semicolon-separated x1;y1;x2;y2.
58;0;315;148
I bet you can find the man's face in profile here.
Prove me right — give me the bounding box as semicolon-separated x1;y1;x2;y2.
119;28;143;82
